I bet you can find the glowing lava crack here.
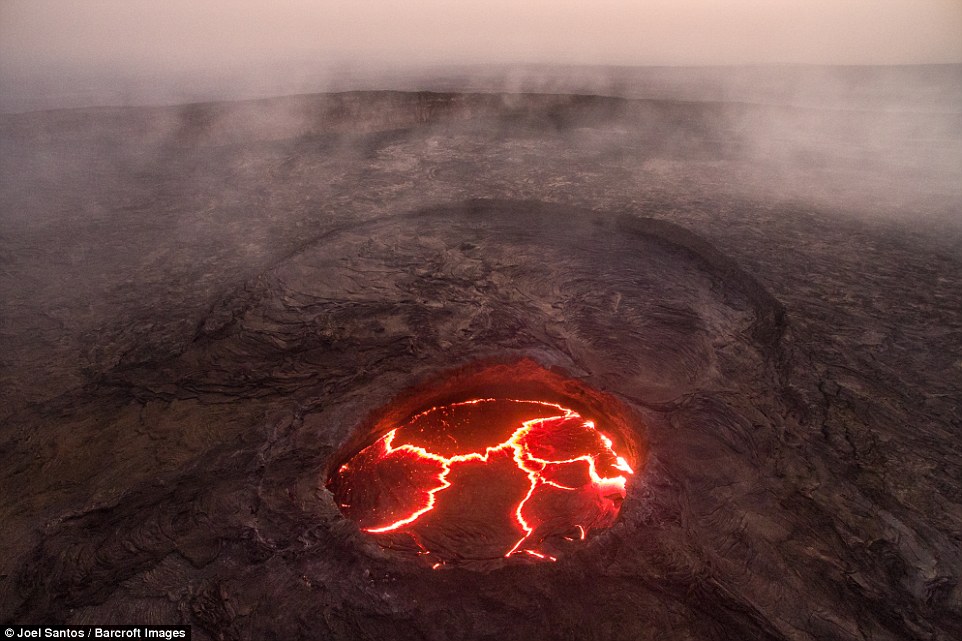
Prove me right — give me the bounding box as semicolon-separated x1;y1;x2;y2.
328;399;634;565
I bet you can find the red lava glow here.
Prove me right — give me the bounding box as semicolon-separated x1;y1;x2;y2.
329;398;634;565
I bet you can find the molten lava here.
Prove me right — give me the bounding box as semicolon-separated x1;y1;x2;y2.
329;399;634;565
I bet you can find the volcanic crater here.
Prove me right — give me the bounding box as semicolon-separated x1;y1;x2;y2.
1;88;960;641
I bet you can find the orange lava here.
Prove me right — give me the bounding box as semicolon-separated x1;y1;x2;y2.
330;399;633;563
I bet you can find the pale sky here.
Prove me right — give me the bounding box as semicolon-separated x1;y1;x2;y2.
2;0;961;76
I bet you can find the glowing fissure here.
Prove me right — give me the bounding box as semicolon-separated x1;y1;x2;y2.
337;398;632;562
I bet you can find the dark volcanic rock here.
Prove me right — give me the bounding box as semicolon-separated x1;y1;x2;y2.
1;91;961;641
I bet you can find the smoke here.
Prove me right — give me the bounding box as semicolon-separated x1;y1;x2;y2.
1;7;960;636
2;1;962;112
1;0;960;418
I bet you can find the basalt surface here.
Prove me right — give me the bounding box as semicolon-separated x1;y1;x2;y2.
1;91;961;641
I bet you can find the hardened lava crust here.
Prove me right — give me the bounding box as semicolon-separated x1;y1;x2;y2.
4;198;835;640
1;90;960;641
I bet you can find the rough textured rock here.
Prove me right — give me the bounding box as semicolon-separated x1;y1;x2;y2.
1;90;961;640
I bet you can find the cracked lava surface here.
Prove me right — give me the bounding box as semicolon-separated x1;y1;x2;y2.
328;399;634;565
